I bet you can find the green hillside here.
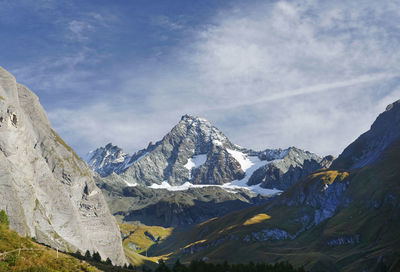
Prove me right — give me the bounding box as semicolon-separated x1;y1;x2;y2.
0;211;100;272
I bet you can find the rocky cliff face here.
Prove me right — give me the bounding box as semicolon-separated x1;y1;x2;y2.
85;143;128;177
0;66;126;265
86;115;331;190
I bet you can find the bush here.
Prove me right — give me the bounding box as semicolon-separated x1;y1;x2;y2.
5;253;18;266
0;210;9;227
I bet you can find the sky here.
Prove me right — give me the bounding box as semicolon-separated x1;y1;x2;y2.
1;0;400;157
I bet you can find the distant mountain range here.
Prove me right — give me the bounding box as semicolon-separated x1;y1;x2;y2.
85;114;333;192
85;114;334;228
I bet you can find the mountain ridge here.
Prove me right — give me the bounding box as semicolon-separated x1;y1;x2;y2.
86;114;333;191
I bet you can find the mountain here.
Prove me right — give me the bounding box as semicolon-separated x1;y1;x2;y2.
146;99;400;272
331;99;400;169
86;115;333;228
86;115;333;191
0;66;126;265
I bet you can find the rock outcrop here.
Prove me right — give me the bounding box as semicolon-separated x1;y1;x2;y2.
0;66;126;265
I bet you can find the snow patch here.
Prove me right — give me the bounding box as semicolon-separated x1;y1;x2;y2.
212;140;223;146
124;180;137;187
149;181;213;191
184;154;207;170
147;181;282;196
149;181;172;190
227;149;254;171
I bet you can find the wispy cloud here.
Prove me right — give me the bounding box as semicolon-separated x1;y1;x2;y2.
213;73;400;110
151;15;185;31
68;20;93;41
5;0;400;157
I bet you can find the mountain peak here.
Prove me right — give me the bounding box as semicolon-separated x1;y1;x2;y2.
85;143;128;176
180;114;210;124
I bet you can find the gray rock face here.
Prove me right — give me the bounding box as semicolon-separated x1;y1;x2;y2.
119;115;241;186
244;228;296;242
331;99;400;169
274;170;351;231
0;67;126;265
85;143;129;177
86;116;330;190
327;235;360;246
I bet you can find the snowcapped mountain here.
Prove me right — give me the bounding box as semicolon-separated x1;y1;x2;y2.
85;114;333;192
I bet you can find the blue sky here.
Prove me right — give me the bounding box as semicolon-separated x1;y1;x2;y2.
1;0;400;157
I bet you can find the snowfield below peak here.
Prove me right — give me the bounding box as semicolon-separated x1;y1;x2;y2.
147;180;282;196
147;149;284;196
184;154;208;171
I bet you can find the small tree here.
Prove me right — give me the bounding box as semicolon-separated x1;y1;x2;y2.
84;250;91;259
93;251;102;262
74;250;83;260
105;257;112;265
0;210;9;228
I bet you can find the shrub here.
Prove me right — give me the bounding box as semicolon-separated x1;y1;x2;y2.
5;253;18;266
0;210;9;227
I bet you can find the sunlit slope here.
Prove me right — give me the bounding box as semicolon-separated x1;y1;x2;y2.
119;223;173;267
0;222;99;272
149;140;400;272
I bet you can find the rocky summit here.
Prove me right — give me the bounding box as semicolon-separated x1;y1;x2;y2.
86;115;333;191
0;66;126;265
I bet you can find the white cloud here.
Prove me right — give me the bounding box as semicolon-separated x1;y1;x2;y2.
28;0;400;156
68;20;93;41
151;15;185;31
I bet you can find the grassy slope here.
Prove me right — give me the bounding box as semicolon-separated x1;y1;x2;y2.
0;224;99;272
146;140;400;272
119;223;174;267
